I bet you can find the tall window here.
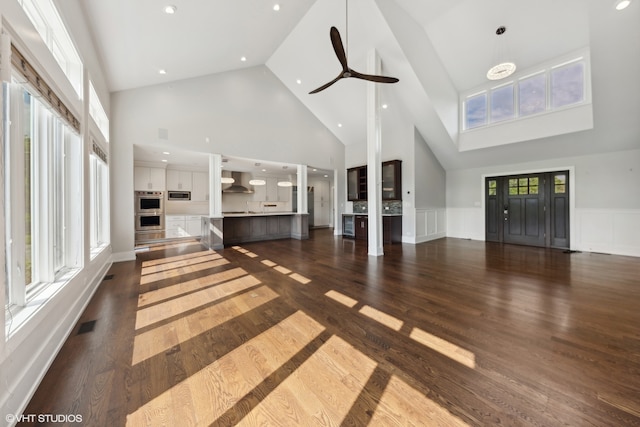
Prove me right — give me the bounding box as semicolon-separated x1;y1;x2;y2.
90;150;109;255
4;80;81;307
89;82;110;142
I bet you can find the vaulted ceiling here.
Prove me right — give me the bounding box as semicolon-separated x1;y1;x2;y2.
81;0;640;170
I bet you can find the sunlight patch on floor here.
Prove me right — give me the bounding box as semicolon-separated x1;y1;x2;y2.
410;327;476;369
139;257;229;286
359;305;404;331
131;285;277;365
142;251;222;274
135;273;260;329
324;290;358;308
127;310;325;427
370;374;469;426
236;334;377;426
138;267;248;308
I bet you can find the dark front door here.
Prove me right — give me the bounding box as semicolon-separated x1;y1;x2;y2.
486;171;570;249
503;175;546;246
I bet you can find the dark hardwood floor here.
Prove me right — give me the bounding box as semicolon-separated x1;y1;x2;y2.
20;230;640;426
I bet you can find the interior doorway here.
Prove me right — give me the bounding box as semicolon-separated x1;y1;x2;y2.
486;171;570;248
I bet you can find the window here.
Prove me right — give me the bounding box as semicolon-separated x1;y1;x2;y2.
90;149;110;255
4;80;82;308
16;0;83;98
551;61;584;109
464;92;487;129
490;84;515;123
89;82;110;142
462;53;588;131
508;177;539;195
519;73;546;117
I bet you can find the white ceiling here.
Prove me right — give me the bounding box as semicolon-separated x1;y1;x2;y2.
81;0;640;170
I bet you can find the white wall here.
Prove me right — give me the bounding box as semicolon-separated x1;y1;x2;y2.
446;148;640;256
413;129;447;243
0;0;113;420
110;65;345;259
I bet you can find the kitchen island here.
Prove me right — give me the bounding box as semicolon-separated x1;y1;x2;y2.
201;212;308;249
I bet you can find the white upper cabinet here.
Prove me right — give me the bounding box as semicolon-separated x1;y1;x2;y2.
134;167;166;191
191;172;209;201
166;170;193;191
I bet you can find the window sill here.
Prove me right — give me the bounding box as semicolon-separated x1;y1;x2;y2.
5;268;81;340
90;243;109;260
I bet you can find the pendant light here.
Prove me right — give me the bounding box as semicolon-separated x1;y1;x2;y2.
487;26;516;80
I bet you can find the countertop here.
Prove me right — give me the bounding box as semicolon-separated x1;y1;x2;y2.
343;212;403;217
223;211;296;217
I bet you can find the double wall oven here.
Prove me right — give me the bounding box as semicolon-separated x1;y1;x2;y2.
135;191;165;243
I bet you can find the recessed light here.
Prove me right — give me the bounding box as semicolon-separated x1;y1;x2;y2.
241;56;247;62
262;169;267;172
338;123;343;127
162;151;170;155
324;175;329;178
161;159;168;162
273;4;280;11
159;69;167;75
615;0;631;10
164;5;177;14
296;79;302;85
382;104;388;109
313;168;317;171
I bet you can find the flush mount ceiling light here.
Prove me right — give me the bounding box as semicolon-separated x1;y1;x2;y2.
615;0;631;10
221;177;235;184
164;5;177;14
487;26;516;81
277;181;293;187
249;179;266;186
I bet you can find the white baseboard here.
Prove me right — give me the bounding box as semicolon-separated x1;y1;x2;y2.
112;251;136;262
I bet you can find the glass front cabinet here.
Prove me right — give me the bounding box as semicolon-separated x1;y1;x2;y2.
347;160;402;201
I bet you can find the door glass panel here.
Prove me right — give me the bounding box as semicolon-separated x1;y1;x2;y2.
529;186;539;194
554;174;567;194
518;186;528;195
488;179;497;196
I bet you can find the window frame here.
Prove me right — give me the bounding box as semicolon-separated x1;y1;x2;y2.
461;49;590;132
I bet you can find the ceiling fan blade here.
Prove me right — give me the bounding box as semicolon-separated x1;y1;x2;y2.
309;74;344;94
330;27;349;72
350;69;399;84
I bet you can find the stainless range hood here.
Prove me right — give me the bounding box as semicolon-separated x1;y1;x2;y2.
222;171;254;194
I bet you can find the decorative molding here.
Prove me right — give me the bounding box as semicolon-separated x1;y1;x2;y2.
10;44;80;132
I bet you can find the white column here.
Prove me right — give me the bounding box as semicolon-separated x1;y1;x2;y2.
209;154;223;217
297;164;308;214
367;49;383;256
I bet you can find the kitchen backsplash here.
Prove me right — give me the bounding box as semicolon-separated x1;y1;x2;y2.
353;200;402;214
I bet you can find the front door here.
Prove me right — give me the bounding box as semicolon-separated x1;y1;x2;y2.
486;171;570;249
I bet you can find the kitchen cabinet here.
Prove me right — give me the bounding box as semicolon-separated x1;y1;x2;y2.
343;214;402;244
347;160;402;201
347;166;367;201
355;215;368;240
166;170;193;191
166;215;202;238
382;160;402;200
186;215;202;236
253;176;291;202
192;172;209;201
134;167;166;191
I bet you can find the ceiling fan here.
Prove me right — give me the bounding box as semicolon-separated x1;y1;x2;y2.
309;1;399;94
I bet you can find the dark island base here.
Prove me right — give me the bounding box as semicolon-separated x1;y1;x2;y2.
201;214;308;249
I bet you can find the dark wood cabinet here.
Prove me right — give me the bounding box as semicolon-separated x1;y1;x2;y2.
347;160;401;201
355;215;368;240
382;160;402;200
347;166;368;201
343;214;402;244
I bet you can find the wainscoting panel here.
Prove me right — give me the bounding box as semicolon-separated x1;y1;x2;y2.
575;209;640;257
414;208;447;244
